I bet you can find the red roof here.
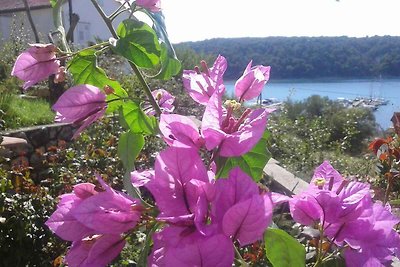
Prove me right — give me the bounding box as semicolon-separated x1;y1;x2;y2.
0;0;51;14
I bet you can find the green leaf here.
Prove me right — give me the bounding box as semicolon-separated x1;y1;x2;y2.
118;131;144;172
265;228;305;267
49;0;57;7
154;43;181;80
216;131;271;181
137;222;161;266
114;19;161;68
120;101;158;135
67;49;128;113
143;12;181;79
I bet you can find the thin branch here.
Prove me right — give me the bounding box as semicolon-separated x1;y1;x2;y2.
109;2;127;21
22;0;40;42
109;8;128;21
90;0;162;115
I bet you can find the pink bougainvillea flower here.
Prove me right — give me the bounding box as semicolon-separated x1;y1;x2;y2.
235;60;270;102
145;146;209;222
45;183;97;241
65;234;126;267
182;55;227;105
201;88;273;157
144;89;175;116
212;167;273;246
11;43;60;90
136;0;161;12
286;161;400;266
149;226;234;267
71;175;143;235
159;114;204;149
341;202;400;266
145;148;273;265
46;174;142;239
52;84;107;138
54;66;66;84
288;161;371;227
130;169;154;187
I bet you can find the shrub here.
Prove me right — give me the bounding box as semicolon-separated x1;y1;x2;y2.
268;95;378;180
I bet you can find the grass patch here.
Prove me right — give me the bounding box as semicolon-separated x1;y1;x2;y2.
0;94;55;130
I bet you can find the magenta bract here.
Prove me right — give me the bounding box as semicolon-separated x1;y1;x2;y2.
159;114;203;149
136;0;161;12
71;189;142;235
341;203;400;266
145;149;273;265
65;234;126;267
52;84;107;138
45;183;97;241
286;161;400;266
147;147;208;221
235;60;270;102
149;226;234;267
130;169;154;187
46;176;142;267
11;43;60;90
182;55;227;105
145;89;175;116
213;167;273;246
202;89;273;157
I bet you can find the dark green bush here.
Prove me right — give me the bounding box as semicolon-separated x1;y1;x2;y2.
268;95;378;180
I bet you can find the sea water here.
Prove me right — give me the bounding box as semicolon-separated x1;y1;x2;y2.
225;79;400;130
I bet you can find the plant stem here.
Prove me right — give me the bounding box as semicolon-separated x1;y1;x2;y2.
90;0;162;116
109;3;127;21
313;223;325;267
106;96;150;104
129;61;162;115
57;41;110;60
234;246;249;267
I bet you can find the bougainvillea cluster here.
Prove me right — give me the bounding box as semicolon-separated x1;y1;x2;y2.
11;0;400;266
279;161;400;266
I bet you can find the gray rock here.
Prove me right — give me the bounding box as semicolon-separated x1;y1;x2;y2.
49;127;58;140
58;126;74;141
27;128;49;148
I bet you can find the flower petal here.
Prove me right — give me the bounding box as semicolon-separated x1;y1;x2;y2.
218;108;272;157
148;147;208;219
52;84;106;123
130;169;154;187
235;61;270;101
159;114;202;149
222;194;273;246
212;167;260;224
149;226;234;267
65;234;126;267
11;50;59;90
72;190;142;234
45;195;93;241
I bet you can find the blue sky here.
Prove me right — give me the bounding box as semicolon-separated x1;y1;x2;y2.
162;0;400;43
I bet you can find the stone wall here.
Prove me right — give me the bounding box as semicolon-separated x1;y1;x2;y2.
0;123;77;183
1;122;308;196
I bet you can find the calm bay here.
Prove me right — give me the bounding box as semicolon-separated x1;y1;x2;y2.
225;79;400;130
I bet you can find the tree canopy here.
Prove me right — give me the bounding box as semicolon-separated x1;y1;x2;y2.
176;36;400;80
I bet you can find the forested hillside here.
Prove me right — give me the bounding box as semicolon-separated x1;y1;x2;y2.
175;36;400;80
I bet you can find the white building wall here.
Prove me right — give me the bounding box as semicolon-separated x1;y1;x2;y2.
0;9;54;43
63;0;129;45
0;0;131;45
